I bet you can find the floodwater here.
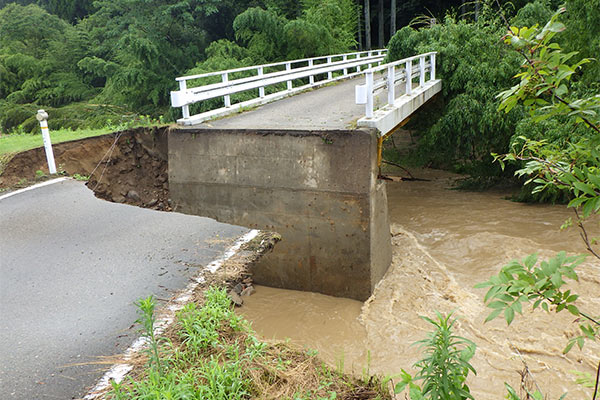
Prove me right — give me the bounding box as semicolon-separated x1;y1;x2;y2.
238;168;600;399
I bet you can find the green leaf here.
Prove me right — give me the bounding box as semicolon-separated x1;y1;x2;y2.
563;339;576;354
395;381;408;394
484;308;503;323
504;306;515;325
409;387;425;400
573;181;595;196
567;305;579;316
488;301;507;309
512;300;523;314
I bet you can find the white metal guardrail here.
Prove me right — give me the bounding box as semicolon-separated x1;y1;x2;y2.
355;51;437;119
171;49;387;125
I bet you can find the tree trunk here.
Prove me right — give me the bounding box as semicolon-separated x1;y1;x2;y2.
357;0;363;50
378;0;384;48
460;0;466;19
364;0;371;50
390;0;396;38
475;0;480;21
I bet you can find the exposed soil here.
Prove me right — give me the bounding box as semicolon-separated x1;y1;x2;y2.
0;126;171;210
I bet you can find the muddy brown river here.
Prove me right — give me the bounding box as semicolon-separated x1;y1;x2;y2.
238;169;600;399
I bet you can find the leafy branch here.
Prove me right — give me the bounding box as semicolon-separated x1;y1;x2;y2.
496;7;600;134
475;252;599;354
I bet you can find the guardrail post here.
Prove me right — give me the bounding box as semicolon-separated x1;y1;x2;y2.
258;67;265;98
286;63;292;90
430;53;436;81
222;73;231;107
308;59;314;85
36;109;56;174
405;60;412;95
366;71;374;118
387;65;395;106
343;55;348;76
327;57;333;80
419;56;426;87
179;80;190;119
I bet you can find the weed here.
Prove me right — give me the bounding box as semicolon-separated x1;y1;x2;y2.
72;173;89;181
135;296;164;374
109;287;391;400
35;170;45;178
395;312;476;400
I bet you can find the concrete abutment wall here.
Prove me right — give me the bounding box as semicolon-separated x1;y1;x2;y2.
168;128;391;301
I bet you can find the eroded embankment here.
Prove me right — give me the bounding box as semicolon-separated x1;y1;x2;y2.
1;127;171;209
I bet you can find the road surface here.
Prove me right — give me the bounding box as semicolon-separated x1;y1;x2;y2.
0;179;248;399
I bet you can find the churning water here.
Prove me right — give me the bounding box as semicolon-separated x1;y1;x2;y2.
239;168;600;399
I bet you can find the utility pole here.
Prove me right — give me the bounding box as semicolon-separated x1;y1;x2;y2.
390;0;396;38
364;0;371;50
378;0;384;48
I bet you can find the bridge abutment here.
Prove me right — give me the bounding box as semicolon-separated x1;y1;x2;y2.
168;128;391;301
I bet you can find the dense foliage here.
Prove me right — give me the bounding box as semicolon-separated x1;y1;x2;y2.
0;0;485;134
385;0;599;187
386;11;523;173
0;0;363;133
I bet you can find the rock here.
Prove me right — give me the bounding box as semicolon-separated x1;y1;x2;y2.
240;286;255;297
147;199;158;207
112;195;126;203
228;290;243;307
242;277;253;284
233;283;243;295
126;190;141;201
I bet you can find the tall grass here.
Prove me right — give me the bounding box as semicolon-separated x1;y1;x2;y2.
0;127;113;155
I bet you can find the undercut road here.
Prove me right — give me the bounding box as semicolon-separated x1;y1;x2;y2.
0;179;248;399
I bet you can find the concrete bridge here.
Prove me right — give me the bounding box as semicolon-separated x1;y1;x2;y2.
168;50;441;300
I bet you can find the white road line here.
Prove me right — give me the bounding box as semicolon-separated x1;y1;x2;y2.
0;177;69;201
84;229;261;399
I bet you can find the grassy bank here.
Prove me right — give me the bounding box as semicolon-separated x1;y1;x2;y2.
107;287;391;400
0;127;115;156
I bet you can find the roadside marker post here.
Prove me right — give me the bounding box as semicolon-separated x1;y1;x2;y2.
36;109;57;174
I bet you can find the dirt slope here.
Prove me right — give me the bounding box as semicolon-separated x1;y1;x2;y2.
0;126;171;210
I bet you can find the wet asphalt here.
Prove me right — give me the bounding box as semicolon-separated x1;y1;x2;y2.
0;179;247;399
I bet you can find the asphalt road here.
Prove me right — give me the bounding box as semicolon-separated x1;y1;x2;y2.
191;76;388;131
0;179;248;399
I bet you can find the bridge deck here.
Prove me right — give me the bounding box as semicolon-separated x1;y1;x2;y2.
184;77;386;131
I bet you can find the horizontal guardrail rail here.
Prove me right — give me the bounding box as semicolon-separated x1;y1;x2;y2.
355;52;437;119
171;49;387;125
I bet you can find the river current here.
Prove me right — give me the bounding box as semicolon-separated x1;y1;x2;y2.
238;168;600;399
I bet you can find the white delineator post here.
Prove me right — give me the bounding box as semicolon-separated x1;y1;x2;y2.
36;109;56;174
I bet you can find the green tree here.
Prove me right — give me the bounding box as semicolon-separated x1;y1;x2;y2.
478;7;600;398
386;10;523;174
